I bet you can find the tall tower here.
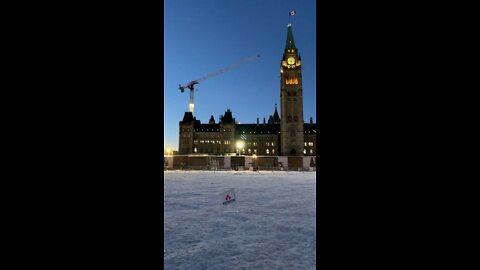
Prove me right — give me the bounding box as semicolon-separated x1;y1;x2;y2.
280;24;304;156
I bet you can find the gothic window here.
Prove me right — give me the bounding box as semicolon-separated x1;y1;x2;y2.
304;142;307;146
254;149;257;153
266;149;270;154
310;149;313;154
294;116;298;122
194;147;197;153
304;149;306;154
248;148;251;154
288;116;292;122
287;92;291;96
272;149;275;154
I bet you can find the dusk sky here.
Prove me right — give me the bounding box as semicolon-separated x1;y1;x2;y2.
164;0;316;151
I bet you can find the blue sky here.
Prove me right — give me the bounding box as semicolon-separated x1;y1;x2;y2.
164;0;316;150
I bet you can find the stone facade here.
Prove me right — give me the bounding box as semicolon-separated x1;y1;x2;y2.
178;24;316;156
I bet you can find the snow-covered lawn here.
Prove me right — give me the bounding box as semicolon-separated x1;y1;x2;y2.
164;170;316;270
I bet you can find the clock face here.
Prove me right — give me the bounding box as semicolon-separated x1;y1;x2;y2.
287;57;295;65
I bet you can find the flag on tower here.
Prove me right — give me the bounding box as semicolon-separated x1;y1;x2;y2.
289;10;297;16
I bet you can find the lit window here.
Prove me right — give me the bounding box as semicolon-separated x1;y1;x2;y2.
248;148;251;153
310;149;313;154
272;142;274;146
304;149;306;154
194;147;197;153
304;142;307;146
272;149;275;154
266;149;270;154
254;149;257;153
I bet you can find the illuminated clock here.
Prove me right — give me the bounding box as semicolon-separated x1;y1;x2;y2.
287;57;295;65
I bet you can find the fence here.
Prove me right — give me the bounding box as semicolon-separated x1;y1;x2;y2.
164;155;316;171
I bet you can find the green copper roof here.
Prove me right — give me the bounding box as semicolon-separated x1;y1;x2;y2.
285;25;296;50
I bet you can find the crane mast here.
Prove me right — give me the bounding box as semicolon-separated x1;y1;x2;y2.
178;54;260;114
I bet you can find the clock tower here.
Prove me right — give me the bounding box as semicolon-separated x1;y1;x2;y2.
280;24;304;156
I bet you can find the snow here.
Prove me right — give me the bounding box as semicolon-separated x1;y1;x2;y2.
164;170;316;269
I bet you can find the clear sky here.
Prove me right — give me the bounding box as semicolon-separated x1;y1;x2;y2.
164;0;316;151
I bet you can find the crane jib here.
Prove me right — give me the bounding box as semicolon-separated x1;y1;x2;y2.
178;54;260;88
178;54;260;114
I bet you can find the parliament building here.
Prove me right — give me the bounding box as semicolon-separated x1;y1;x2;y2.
178;24;316;156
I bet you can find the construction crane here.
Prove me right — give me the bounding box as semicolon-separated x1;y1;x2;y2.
178;54;260;114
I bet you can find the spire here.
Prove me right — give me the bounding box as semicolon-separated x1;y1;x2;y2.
181;112;194;123
273;103;280;123
209;115;215;124
285;24;296;50
222;109;234;123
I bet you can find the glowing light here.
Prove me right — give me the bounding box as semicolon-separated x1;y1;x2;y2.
236;141;244;149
